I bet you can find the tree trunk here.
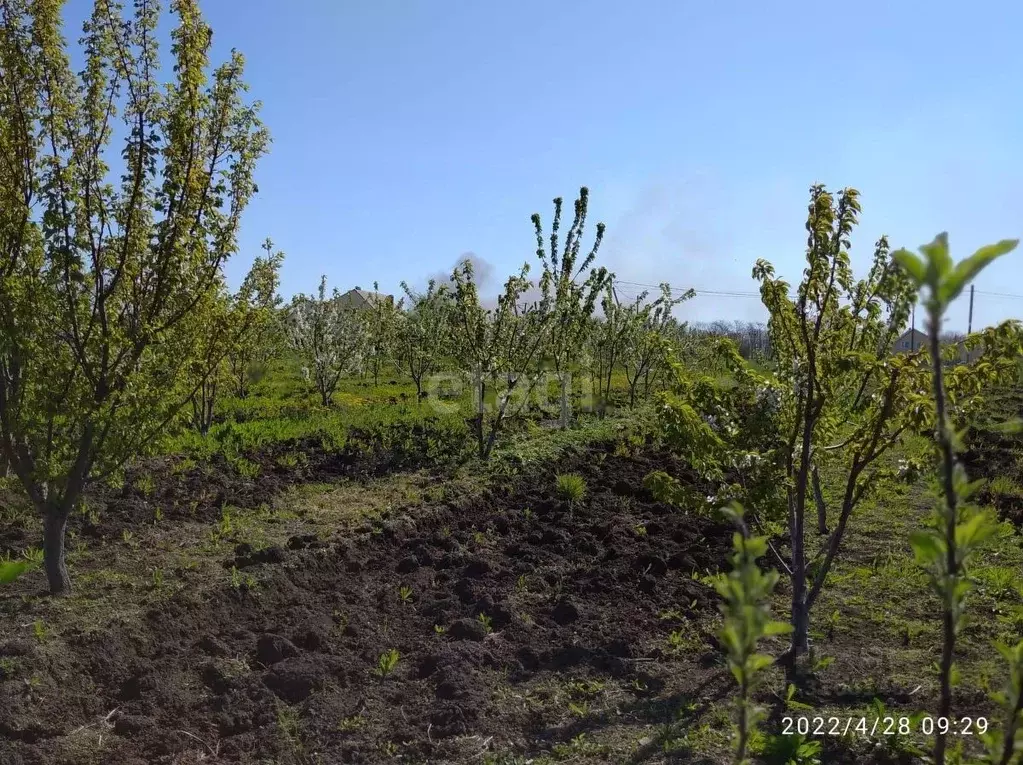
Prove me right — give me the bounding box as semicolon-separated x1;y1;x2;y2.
475;376;486;459
44;510;72;596
559;373;570;429
790;560;810;669
812;465;828;534
788;413;815;667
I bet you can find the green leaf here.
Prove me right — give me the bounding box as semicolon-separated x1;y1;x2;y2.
920;232;952;283
0;559;33;585
909;530;943;564
955;512;996;551
747;653;775;673
945;239;1018;304
763;620;794;636
893;249;926;285
990;418;1023;435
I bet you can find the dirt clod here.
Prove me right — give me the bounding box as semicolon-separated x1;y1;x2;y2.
255;633;299;666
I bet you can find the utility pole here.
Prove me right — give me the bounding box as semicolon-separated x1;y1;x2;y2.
911;304;916;351
967;284;974;335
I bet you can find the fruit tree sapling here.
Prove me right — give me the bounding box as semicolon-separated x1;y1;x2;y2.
449;259;553;459
397;279;452;401
531;187;609;428
225;239;286;400
286;277;368;407
894;232;1020;765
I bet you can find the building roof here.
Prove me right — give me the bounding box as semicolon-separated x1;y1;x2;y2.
340;288;393;307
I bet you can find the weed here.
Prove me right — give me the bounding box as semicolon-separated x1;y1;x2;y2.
762;732;822;765
782;684;813;712
551;732;607;759
866;699;927;758
171;456;197;476
483;755;531;765
823;609;841;640
634;524;647;536
78;499;100;525
433;624;447;635
135;474;155;497
234;457;261;479
374;648;400;679
988;475;1023;499
219;507;234;536
567;699;589;718
276;704;304;754
229;566;257;591
0;657;18;679
477;613;493;634
338;714;364;732
150;567;165;590
398;585;414;604
566;679;604;698
555;473;586;503
32;620;46;643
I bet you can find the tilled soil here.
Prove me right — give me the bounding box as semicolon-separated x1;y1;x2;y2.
0;443;734;765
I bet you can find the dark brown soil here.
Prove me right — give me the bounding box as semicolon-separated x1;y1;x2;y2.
0;444;735;764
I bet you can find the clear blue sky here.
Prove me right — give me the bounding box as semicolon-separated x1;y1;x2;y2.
66;0;1023;330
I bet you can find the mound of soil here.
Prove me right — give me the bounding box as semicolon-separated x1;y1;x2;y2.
0;444;733;764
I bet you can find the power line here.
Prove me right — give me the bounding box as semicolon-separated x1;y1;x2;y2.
615;279;764;298
615;278;1023;303
975;289;1023;300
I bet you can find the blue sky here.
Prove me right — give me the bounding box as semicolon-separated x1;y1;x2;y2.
66;0;1023;330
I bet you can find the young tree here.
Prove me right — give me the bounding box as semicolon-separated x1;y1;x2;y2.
714;502;791;765
586;281;636;416
587;281;693;414
620;283;695;407
531;187;609;428
0;0;268;594
188;241;283;433
286;277;367;407
225;239;285;399
895;233;1020;765
754;186;1020;670
364;280;402;386
751;186;914;664
396;279;451;400
449;259;552;459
